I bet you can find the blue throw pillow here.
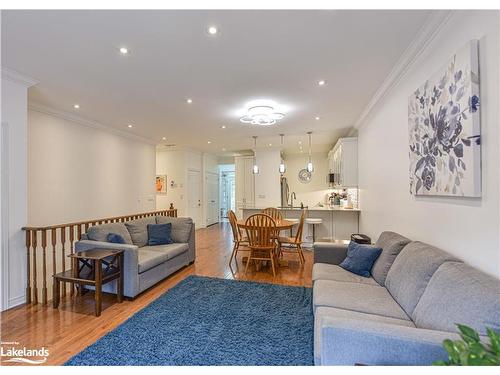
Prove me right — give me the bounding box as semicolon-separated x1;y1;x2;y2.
107;233;125;244
147;223;173;246
339;241;382;277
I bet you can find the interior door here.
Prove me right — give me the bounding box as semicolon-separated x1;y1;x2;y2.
206;172;219;226
187;170;202;227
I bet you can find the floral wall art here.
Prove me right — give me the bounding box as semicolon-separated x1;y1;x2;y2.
408;40;481;197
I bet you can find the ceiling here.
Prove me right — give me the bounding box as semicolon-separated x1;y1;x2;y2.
2;10;431;155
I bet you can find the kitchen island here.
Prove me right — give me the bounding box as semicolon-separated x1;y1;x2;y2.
241;207;360;247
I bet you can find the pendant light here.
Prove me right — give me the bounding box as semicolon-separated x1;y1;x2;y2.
279;134;286;174
252;136;259;174
306;131;314;173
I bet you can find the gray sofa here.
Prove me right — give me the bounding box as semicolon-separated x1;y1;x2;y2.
313;232;500;366
75;216;195;298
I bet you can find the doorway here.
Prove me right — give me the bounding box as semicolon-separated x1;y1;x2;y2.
205;172;219;226
187;170;202;227
219;164;235;220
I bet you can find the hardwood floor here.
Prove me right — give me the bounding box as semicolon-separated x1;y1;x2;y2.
0;222;313;366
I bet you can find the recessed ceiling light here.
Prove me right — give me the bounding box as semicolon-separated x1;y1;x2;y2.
186;98;193;104
127;124;133;128
221;125;226;129
207;141;211;144
268;143;272;147
315;116;320;120
73;104;80;109
119;47;129;55
162;137;166;140
317;80;326;86
207;26;218;35
222;148;226;151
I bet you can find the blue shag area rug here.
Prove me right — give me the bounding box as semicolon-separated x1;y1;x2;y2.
65;276;313;365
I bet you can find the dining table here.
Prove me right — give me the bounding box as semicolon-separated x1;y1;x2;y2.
236;218;297;269
236;218;296;231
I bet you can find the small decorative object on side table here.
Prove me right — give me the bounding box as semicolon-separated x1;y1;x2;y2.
52;248;124;317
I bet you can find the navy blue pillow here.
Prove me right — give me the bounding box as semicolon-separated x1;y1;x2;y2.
339;241;382;277
147;223;173;246
107;233;125;244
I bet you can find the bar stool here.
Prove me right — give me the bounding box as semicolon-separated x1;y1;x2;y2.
305;218;322;242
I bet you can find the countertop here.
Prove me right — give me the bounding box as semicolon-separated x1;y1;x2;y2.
242;206;361;212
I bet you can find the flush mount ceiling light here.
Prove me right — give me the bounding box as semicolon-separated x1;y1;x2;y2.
207;26;218;35
239;100;286;126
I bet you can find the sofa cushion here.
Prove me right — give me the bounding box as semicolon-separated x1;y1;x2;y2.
137;243;189;273
339;241;382;277
142;243;188;260
312;263;379;286
372;231;411;286
314;306;415;365
156;216;193;243
106;233;126;244
86;223;133;245
313;279;411;321
125;217;156;247
385;241;460;317
412;262;500;335
147;223;173;246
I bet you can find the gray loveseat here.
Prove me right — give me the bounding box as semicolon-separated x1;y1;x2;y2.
75;216;195;298
313;232;500;365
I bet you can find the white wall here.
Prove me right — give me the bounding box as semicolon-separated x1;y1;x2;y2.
28;110;156;226
156;148;219;227
254;149;281;207
282;152;331;207
357;10;500;277
1;70;37;310
156;149;188;215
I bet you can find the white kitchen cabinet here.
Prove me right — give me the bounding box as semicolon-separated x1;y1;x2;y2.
328;137;358;188
235;156;255;218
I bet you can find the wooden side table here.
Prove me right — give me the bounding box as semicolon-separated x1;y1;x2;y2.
53;248;124;317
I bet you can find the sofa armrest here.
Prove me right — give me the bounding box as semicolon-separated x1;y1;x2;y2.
313;242;348;265
186;223;196;263
318;317;457;365
75;240;140;297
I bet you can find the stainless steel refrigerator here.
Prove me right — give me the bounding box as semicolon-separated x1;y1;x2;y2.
280;176;290;207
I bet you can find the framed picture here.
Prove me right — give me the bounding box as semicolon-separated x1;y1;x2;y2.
156;175;167;194
408;40;481;197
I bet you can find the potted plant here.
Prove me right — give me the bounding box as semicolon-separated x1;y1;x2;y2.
434;324;500;366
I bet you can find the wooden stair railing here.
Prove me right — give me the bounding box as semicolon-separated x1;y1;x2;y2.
22;208;177;305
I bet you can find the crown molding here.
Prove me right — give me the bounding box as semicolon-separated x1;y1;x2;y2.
28;102;158;146
1;67;38;87
350;10;455;135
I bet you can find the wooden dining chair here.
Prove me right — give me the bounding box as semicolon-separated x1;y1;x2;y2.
244;213;279;277
228;210;249;266
262;207;283;221
277;209;307;266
